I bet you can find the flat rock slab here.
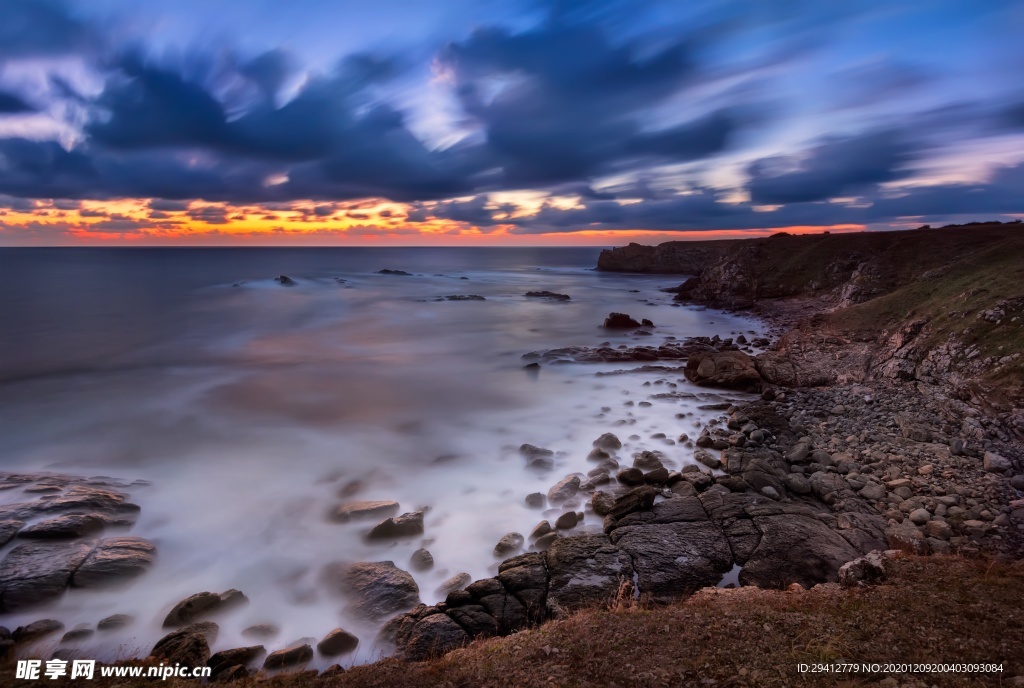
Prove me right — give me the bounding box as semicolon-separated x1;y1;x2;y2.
331;501;399;523
610;521;733;601
19;513;107;539
739;514;861;588
545;535;634;613
0;540;93;611
72;537;157;589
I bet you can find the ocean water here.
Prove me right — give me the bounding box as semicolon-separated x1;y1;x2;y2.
0;247;765;666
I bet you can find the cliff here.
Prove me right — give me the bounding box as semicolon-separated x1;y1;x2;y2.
601;222;1024;412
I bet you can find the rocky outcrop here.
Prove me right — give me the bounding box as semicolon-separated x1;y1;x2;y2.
685;351;762;391
151;622;218;666
163;589;248;627
597;241;729;274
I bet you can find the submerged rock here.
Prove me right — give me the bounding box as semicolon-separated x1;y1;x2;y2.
0;540;93;611
317;628;359;657
378;269;412;276
163;589;248;628
331;500;400;523
493;532;524;557
367;511;424;540
72;537;156;588
151;622;218;667
603;312;642;329
275;275;296;286
12;619;64;644
263;643;313;670
323;561;420;621
525;291;570;301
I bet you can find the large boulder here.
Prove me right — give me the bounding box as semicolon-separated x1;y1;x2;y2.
163;589;248;628
72;537;156;588
207;645;266;680
685;351;761;391
151;622;219;667
603;312;642;329
400;613;469;661
0;541;93;611
610;521;733;601
317;628;359;657
754;352;834;388
263;643;313;670
323;561;420;621
739;514;861;588
545;535;634;613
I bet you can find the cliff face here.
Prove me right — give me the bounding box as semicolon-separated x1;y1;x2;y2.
596;241;731;274
599;224;1024;411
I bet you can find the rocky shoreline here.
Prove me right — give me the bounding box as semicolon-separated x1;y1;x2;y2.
2;241;1022;678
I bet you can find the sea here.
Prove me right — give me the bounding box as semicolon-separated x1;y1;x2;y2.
0;247;765;666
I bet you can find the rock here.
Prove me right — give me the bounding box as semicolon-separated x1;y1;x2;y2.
924;519;953;540
908;508;931;526
760;486;780;500
896;415;932;443
0;520;23;547
263;644;313;670
633;451;664;470
435;573;471;596
555;512;578;530
494;532;525;557
400;613;469;661
616;467;645;486
207;646;266;679
886;523;929;555
644;467;670;486
534;532;559;550
592;433;622;450
694;450;721;470
97;614;133;631
151;622;218;667
1010;475;1024;491
603;312;642;329
611;521;733;601
520;444;555;470
439;294;485;301
591;491;616;516
241;624;279;640
983;451;1012;473
163;589;248;628
317;628;359;657
275;275;296;286
367;511;425;540
525;291;570;301
525;492;547;508
838;551;888;587
0;540;93;611
12;619;64;644
17;513;106;539
858;482;887;501
529;521;552;540
641;318;655;328
331;500;400;522
685;351;761;391
409;548;434;572
61;627;94;643
547;475;581;503
740;515;861;589
378;269;412;276
607;486;659;521
546;535;634;612
72;537;156;588
324;561;420;621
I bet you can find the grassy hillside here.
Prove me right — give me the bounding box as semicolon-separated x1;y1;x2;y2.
11;555;1022;687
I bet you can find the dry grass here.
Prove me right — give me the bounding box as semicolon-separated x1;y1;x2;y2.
8;554;1023;687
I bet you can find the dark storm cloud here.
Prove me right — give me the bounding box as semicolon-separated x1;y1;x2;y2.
0;90;35;114
437;20;739;186
0;0;96;61
747;129;915;205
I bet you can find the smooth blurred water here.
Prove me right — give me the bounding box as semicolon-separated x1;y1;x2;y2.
0;247;765;666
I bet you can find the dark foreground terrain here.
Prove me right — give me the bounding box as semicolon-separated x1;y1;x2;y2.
4;555;1023;687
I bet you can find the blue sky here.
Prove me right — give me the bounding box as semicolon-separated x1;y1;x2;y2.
0;0;1022;244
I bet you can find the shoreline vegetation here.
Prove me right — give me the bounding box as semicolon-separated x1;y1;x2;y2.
3;223;1023;685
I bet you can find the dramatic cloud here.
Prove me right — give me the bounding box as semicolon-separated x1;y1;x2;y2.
747;129;915;205
0;0;1021;242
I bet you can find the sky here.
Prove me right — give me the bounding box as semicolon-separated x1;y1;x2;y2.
0;0;1022;246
